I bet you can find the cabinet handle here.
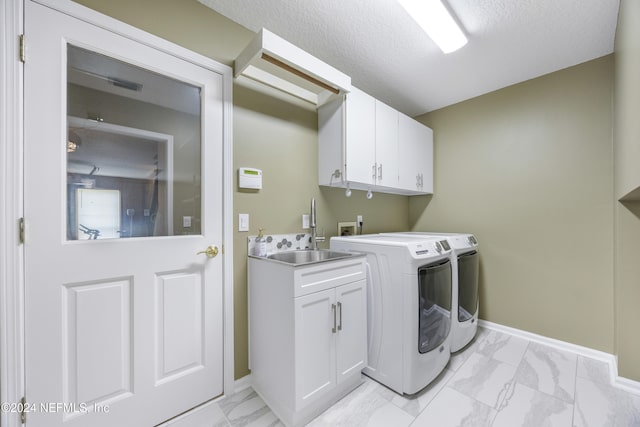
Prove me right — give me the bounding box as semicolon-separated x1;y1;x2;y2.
332;303;337;333
337;301;342;331
378;164;382;181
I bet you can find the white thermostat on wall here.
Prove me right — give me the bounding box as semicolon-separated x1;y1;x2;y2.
238;167;263;189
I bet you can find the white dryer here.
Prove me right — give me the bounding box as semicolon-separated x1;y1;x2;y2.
385;232;479;352
330;234;452;395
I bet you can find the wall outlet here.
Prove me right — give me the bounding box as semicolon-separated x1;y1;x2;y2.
183;216;192;228
357;215;363;224
302;214;310;229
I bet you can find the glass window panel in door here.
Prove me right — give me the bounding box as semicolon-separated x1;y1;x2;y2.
66;45;202;240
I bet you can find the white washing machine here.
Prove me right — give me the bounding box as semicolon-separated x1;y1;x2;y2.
330;234;452;395
385;232;479;352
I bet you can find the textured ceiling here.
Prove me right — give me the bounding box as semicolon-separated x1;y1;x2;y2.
198;0;619;116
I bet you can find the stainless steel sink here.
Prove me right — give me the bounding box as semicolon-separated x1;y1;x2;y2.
265;249;355;266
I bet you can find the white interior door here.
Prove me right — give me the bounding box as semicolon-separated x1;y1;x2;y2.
24;1;225;426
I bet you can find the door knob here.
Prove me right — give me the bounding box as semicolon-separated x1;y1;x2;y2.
197;245;219;258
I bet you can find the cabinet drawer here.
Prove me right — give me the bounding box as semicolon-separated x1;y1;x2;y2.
294;258;365;297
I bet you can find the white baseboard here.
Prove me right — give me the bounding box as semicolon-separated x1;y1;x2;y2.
478;320;640;396
160;375;254;425
234;374;252;394
615;375;640;396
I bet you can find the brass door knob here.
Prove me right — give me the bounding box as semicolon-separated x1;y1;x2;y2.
197;245;219;258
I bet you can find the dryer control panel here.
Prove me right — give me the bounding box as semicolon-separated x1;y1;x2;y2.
408;240;451;258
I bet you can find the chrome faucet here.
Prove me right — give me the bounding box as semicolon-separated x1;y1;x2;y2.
310;198;325;250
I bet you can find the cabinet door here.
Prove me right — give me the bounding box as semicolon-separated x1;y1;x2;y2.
416;125;434;193
335;280;367;384
398;113;433;193
344;87;376;185
375;101;399;188
294;289;336;409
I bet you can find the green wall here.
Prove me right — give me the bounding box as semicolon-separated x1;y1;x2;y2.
232;83;409;377
74;0;410;379
73;0;638;381
411;56;615;353
614;0;640;381
614;0;640;201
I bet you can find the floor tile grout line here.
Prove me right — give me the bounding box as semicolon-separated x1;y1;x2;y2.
406;354;472;425
399;332;485;424
486;339;527;427
469;333;565;425
408;338;494;426
421;367;457;415
571;357;578;427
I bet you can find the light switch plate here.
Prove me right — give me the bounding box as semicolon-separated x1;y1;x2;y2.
183;216;192;228
239;213;249;232
302;214;310;229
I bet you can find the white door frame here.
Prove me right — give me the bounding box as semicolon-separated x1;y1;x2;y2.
0;2;235;426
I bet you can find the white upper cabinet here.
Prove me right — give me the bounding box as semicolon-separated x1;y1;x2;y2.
343;87;376;185
318;86;432;196
374;100;399;188
398;112;434;193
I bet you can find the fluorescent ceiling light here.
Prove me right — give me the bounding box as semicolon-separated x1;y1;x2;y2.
398;0;467;54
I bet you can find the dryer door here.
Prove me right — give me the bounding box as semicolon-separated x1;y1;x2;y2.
417;259;452;354
458;250;479;322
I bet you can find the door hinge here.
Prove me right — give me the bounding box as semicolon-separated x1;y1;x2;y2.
20;396;26;424
19;34;25;63
19;217;25;244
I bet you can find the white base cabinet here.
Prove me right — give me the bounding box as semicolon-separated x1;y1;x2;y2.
248;256;367;427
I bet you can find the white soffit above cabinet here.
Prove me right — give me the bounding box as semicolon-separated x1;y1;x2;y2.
198;0;619;116
235;28;351;105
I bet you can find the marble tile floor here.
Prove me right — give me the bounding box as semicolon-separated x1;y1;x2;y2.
183;327;640;427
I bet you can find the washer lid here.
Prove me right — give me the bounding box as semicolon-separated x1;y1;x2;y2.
331;233;441;246
331;234;451;258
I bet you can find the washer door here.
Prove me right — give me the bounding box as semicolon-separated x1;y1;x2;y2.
417;259;452;354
